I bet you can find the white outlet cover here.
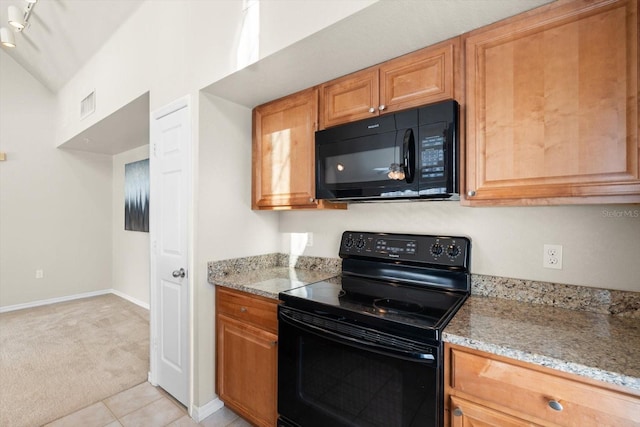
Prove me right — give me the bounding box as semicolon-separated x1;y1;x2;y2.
543;244;563;269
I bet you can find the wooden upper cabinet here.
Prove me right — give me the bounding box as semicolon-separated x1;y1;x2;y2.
252;88;344;210
320;38;459;129
379;40;457;113
320;67;379;129
463;0;640;205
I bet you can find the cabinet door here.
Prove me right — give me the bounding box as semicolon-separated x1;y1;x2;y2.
253;88;319;209
464;0;640;205
320;67;379;128
379;38;457;114
216;314;277;427
450;396;539;427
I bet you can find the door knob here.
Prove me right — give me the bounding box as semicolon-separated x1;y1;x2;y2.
172;268;186;278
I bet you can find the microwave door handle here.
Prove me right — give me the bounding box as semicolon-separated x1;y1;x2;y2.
403;128;416;183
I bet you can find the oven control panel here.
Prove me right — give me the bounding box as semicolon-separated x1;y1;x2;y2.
340;231;470;269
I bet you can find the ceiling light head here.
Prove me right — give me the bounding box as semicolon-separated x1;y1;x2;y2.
8;5;25;30
0;27;16;48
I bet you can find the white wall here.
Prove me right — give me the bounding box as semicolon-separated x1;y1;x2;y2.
112;145;150;307
0;51;113;308
56;0;377;145
280;202;640;292
194;93;279;402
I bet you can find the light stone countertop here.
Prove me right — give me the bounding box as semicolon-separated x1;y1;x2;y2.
443;295;640;392
213;266;338;300
208;254;640;393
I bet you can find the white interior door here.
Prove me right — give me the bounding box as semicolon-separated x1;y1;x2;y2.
150;97;190;406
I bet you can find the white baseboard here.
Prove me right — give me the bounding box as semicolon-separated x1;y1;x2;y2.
0;289;112;313
191;398;224;423
0;289;149;313
111;289;150;310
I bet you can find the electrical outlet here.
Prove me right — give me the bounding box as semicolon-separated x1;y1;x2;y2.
35;269;44;279
306;232;314;247
543;244;563;269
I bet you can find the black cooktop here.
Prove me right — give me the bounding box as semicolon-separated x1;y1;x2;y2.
280;276;465;329
279;231;471;343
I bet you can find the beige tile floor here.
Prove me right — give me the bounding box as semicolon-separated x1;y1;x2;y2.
43;382;252;427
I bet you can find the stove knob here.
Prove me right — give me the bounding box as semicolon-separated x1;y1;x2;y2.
447;245;461;258
344;237;354;248
356;238;366;249
430;243;443;257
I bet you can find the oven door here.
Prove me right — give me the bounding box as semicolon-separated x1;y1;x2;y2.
278;307;442;427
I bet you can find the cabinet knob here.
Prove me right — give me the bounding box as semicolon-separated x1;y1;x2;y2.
369;107;376;113
379;104;386;111
548;400;563;411
453;408;463;417
240;307;247;313
467;190;476;197
309;197;315;203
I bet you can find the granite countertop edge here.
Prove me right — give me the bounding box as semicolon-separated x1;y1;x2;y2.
442;332;640;391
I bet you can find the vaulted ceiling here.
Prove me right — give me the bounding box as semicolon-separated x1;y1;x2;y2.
0;0;144;92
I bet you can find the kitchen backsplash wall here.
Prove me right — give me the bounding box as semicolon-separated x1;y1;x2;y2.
207;253;639;317
279;201;640;292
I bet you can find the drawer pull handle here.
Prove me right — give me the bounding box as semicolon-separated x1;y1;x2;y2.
240;307;247;313
548;400;563;411
453;408;463;417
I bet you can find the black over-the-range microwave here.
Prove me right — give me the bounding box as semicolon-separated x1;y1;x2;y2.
315;99;459;201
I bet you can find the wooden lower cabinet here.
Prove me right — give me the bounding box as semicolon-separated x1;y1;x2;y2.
216;287;278;427
450;396;538;427
445;343;640;427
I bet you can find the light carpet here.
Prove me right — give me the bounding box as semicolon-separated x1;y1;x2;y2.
0;294;149;427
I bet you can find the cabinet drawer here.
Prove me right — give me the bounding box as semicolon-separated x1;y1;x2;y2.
216;287;278;333
450;396;538;427
450;347;640;427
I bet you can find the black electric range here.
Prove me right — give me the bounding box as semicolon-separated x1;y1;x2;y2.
277;231;471;427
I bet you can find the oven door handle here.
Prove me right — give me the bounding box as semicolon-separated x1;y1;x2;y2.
279;310;437;364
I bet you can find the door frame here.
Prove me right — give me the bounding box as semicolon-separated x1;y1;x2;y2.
148;95;193;412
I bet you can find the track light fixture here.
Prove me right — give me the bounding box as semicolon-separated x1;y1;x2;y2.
0;27;16;47
1;0;38;49
7;5;24;30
